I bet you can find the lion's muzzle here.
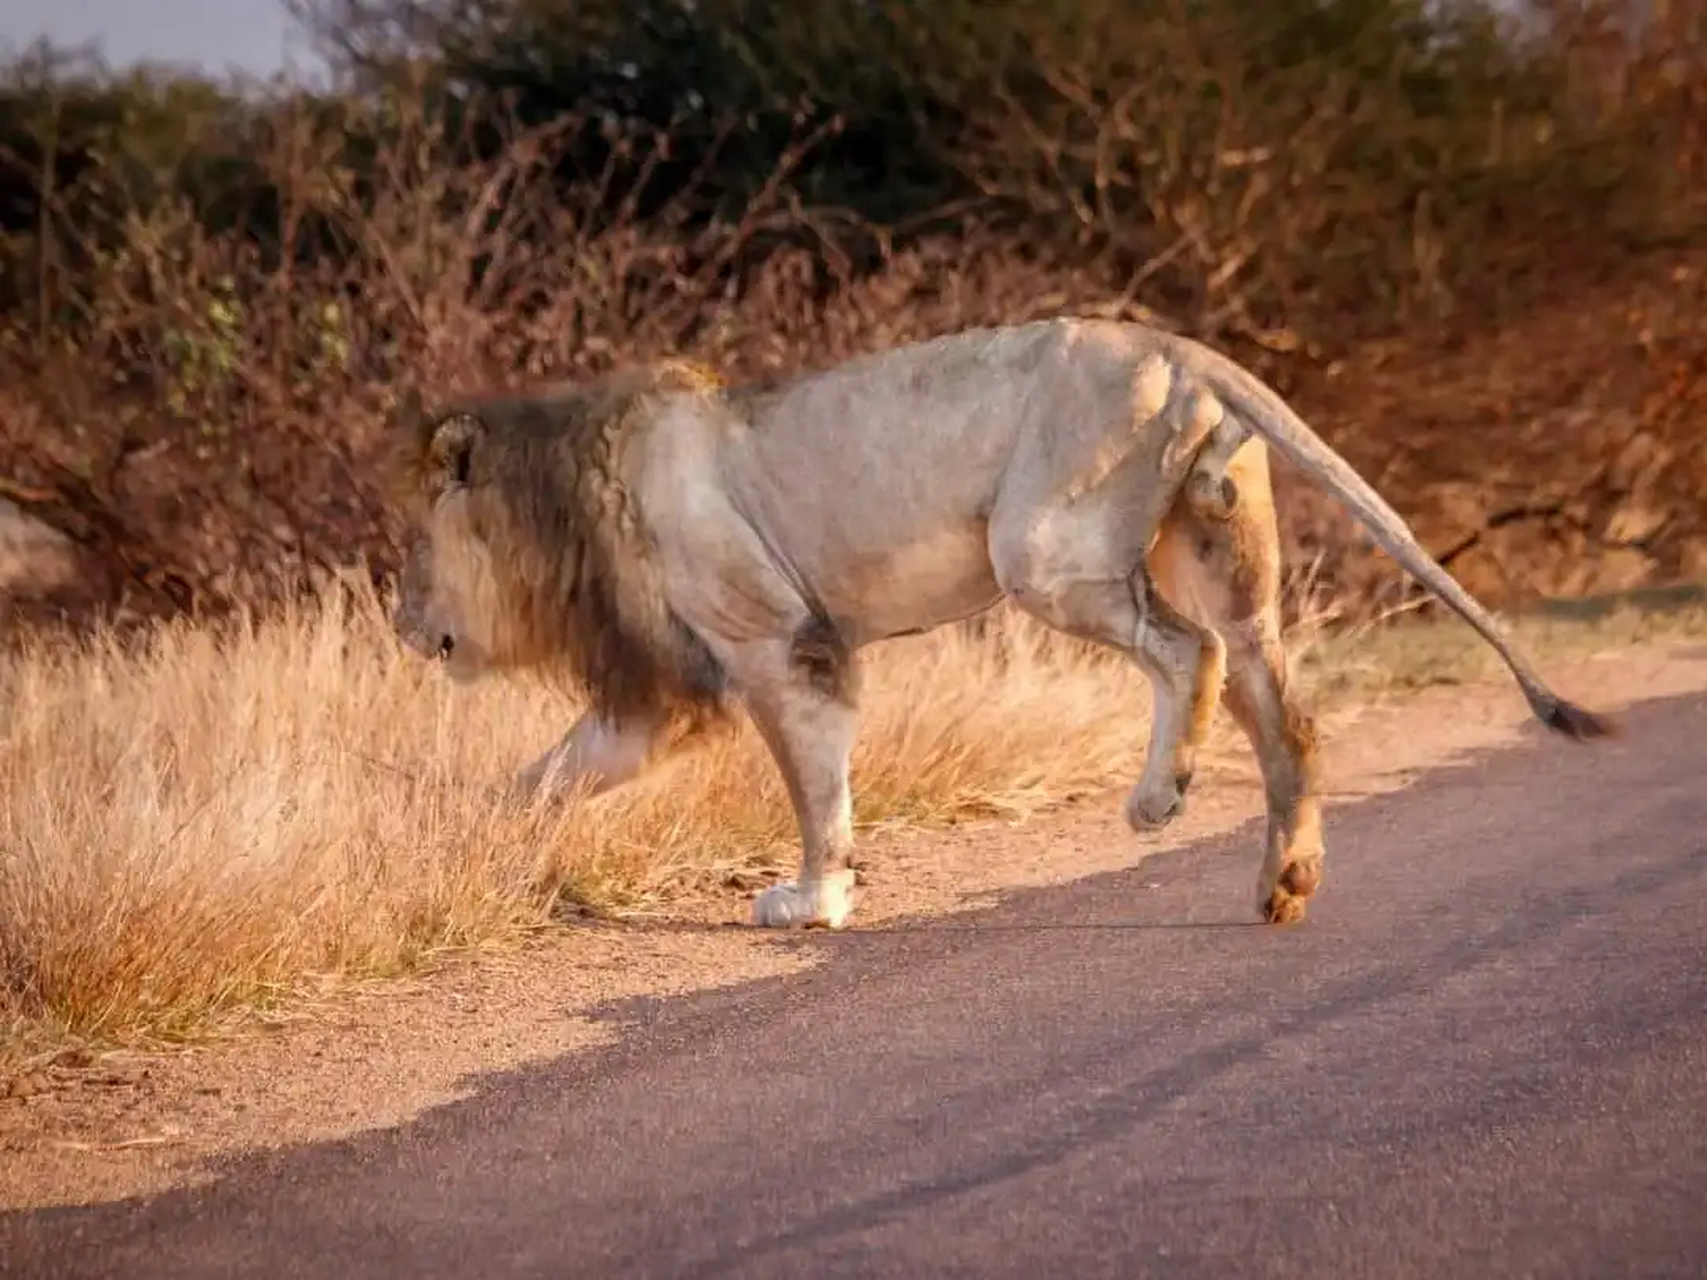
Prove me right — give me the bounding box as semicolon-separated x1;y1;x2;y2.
389;596;453;664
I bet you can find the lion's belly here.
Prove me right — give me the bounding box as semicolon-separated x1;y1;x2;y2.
814;522;1003;644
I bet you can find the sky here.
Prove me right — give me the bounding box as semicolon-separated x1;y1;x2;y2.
1;0;330;83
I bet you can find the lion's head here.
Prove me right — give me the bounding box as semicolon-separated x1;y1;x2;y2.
383;363;735;715
387;400;525;683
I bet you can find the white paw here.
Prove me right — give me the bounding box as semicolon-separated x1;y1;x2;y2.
750;868;856;929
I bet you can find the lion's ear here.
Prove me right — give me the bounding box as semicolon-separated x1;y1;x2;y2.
427;413;485;489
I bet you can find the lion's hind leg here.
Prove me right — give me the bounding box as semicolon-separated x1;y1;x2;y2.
1216;610;1322;925
1118;578;1224;830
1151;441;1324;925
991;533;1222;835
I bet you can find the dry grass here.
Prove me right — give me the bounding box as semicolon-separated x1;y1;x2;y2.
1297;592;1707;704
5;572;1704;1062
0;578;1164;1053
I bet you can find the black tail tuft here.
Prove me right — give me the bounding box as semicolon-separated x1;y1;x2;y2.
1530;690;1620;742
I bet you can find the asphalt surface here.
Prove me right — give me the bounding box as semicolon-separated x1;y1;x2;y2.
5;691;1706;1280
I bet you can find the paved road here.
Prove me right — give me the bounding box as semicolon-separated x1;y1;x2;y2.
6;692;1706;1280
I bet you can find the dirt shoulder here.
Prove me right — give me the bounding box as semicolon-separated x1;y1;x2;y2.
4;632;1707;1212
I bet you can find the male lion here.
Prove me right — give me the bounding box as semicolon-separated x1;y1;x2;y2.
388;319;1613;930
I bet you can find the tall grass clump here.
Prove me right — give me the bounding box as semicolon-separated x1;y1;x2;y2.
0;577;1162;1047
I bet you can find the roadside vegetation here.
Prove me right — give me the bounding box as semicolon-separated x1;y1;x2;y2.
7;575;1706;1062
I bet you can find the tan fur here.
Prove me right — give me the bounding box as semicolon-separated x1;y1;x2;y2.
1149;437;1325;922
388;318;1614;930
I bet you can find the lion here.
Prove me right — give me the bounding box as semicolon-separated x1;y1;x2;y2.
387;319;1613;931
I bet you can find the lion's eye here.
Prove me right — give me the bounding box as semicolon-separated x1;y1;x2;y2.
437;636;456;660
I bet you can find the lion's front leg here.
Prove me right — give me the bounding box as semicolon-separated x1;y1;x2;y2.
512;707;668;804
727;637;861;930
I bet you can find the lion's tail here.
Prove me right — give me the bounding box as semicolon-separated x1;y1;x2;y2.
1174;335;1616;743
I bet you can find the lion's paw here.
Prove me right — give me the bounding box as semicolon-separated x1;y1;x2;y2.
1259;857;1322;926
750;868;856;930
1261;888;1308;925
1125;775;1190;832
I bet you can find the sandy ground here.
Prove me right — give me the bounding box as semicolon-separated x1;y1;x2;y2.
4;636;1706;1211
